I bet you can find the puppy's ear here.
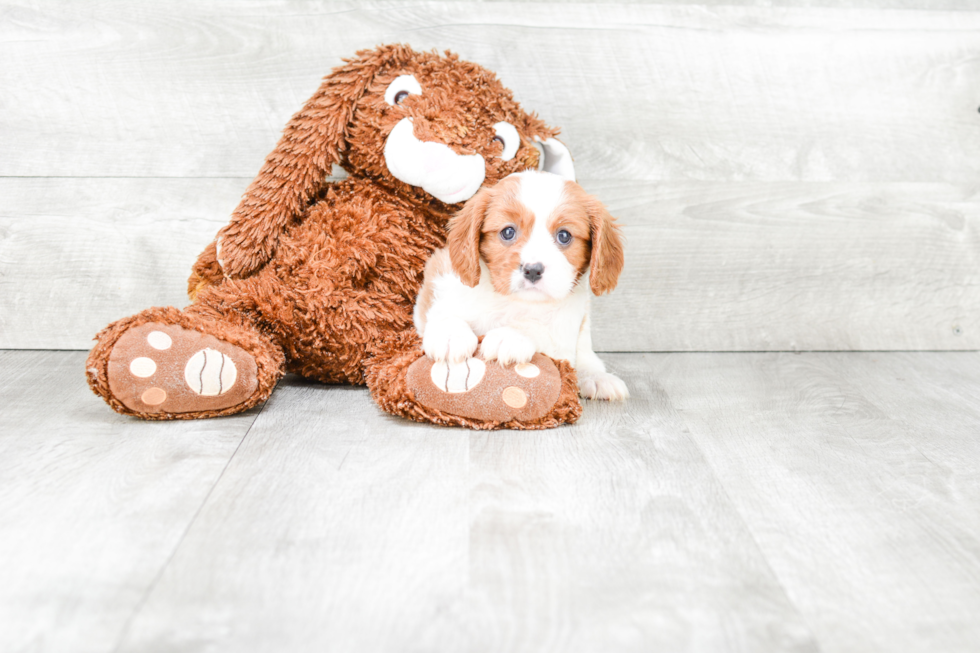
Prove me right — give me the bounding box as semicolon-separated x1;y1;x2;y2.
447;186;493;288
587;197;625;296
214;44;419;278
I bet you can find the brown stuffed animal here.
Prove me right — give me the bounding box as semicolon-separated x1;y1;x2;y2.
86;44;584;429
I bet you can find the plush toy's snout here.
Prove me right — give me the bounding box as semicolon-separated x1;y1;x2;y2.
379;71;576;205
384;118;486;204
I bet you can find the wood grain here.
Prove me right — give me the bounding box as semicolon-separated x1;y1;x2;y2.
592;180;980;352
2;2;979;181
113;375;475;653
0;351;258;653
651;351;980;653
461;382;816;652
114;361;816;653
5;351;980;651
2;177;976;352
0;178;246;350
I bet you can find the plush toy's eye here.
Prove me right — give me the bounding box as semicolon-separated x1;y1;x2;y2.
385;75;422;106
492;122;520;161
556;229;572;245
500;226;517;242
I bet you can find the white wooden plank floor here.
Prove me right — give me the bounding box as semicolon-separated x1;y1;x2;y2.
3;350;979;652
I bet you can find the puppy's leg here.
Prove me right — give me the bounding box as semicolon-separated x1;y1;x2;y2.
575;315;629;401
422;316;479;363
480;327;536;366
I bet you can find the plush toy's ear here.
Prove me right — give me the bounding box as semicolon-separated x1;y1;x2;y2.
533;137;576;181
587;197;624;296
447;186;494;288
213;45;418;279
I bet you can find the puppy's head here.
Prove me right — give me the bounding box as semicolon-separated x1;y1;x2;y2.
447;171;624;301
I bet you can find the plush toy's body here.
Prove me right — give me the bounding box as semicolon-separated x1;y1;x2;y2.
86;45;583;429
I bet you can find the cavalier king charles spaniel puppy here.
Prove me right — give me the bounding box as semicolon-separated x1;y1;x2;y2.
414;170;628;400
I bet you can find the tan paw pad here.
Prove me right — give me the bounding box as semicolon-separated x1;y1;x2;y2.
501;386;528;408
107;322;258;415
141;387;167;405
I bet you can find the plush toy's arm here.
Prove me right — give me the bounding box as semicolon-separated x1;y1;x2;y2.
213;49;399;279
214;109;341;279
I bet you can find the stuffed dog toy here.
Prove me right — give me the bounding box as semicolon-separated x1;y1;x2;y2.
86;44;584;429
413;170;627;405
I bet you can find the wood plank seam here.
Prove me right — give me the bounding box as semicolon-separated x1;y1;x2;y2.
107;397;271;653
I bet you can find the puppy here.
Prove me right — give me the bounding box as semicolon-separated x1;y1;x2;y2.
414;170;628;400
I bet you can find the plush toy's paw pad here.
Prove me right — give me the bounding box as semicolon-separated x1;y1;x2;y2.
107;322;259;415
429;358;486;393
579;372;629;401
407;353;561;423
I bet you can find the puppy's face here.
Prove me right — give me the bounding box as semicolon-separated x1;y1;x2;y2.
448;172;624;301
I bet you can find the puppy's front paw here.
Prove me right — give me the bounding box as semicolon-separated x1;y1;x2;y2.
480;327;535;366
423;319;478;363
579;372;629;401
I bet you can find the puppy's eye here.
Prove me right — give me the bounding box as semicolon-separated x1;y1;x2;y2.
492;122;520;161
385;75;422;106
556;229;572;245
500;226;517;242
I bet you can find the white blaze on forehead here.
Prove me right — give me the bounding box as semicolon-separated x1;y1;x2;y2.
384;118;486;204
508;172;579;300
516;171;566;222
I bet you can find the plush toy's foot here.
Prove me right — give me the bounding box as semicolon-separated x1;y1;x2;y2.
87;307;285;420
408;353;567;423
367;332;582;430
107;322;259;415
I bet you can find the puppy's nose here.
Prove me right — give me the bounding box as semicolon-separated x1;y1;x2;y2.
522;263;545;284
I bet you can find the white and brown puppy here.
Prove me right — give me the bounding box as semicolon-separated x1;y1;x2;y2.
414;170;628;400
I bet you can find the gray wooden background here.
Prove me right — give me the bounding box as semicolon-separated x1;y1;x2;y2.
2;0;978;352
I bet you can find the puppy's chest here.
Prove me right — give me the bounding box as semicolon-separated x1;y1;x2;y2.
472;296;585;358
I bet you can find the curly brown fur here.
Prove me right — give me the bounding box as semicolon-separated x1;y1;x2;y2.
88;44;582;428
208;45;555;281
